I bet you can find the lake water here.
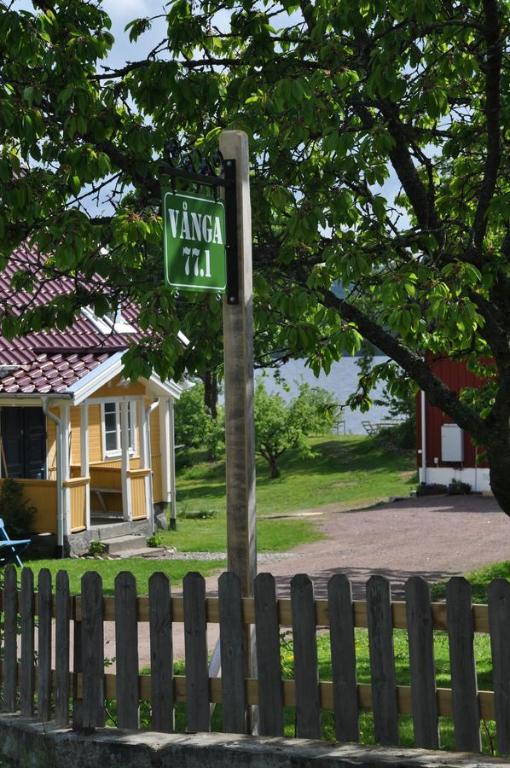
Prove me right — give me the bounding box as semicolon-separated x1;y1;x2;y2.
256;356;391;435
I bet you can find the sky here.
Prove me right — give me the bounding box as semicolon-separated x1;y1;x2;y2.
100;0;169;69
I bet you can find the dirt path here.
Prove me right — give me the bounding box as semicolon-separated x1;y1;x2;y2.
105;493;510;669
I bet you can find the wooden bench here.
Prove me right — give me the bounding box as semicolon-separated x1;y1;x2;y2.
91;487;122;515
361;420;403;436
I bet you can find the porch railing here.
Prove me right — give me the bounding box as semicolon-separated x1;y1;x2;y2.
63;477;89;532
127;468;151;520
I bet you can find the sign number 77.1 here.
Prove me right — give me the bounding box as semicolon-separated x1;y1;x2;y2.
183;246;212;279
163;190;226;293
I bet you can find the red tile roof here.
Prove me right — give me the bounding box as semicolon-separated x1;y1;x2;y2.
0;244;139;395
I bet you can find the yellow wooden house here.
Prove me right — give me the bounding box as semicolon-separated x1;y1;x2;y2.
0;245;183;555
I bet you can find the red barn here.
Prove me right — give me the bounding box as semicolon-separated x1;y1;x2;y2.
416;358;491;492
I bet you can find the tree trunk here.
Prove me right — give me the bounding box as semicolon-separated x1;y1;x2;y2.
203;370;218;419
269;454;280;479
488;434;510;515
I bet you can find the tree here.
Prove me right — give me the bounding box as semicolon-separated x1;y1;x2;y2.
174;382;224;460
254;383;305;478
290;382;344;435
255;381;339;477
4;2;510;510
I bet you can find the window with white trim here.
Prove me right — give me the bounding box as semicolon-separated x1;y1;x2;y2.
82;306;136;335
102;401;137;457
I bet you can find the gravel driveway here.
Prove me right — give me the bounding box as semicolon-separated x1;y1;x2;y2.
104;493;510;668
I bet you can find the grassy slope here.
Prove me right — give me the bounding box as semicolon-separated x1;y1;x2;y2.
160;435;415;552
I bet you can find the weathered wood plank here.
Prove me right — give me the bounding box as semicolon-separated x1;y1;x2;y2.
2;565;17;712
291;574;321;739
20;568;35;717
328;574;358;742
115;572;139;729
254;573;284;736
149;572;174;733
366;575;398;746
446;577;480;752
81;571;104;729
405;576;438;749
73;616;83;729
37;569;52;721
55;570;71;726
219;572;246;733
183;572;209;732
488;578;510;754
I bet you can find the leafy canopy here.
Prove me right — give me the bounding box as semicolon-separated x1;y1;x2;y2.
3;1;510;506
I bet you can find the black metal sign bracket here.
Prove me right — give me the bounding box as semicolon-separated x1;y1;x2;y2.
163;151;239;305
224;159;239;306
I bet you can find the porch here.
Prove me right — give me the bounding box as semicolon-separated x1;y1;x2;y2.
0;369;180;553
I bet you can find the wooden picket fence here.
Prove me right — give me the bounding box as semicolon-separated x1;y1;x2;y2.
1;566;510;755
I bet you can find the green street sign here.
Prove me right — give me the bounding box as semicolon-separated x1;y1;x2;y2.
163;190;226;292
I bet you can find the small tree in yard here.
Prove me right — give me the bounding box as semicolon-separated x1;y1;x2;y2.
255;383;340;478
174;382;224;462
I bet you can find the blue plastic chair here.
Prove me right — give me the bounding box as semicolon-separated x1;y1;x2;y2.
0;518;31;567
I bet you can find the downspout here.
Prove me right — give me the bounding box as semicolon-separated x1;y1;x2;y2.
42;397;64;557
146;400;160;532
420;390;427;485
168;399;177;531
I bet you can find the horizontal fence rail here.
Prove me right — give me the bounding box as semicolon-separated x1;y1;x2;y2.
0;566;508;755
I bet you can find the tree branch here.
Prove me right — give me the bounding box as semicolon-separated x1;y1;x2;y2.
322;288;489;441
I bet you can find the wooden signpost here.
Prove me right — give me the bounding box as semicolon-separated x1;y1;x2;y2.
163;130;257;599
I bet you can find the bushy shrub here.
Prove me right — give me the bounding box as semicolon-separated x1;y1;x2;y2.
0;479;36;537
174;382;224;461
88;540;106;556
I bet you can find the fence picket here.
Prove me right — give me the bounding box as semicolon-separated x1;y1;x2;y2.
291;574;321;739
405;576;438;749
488;578;510;754
254;573;283;736
328;574;358;742
81;571;104;729
2;565;17;712
115;572;139;729
446;577;480;752
183;572;209;732
37;569;52;721
366;575;398;746
149;572;174;733
55;570;71;726
4;565;509;755
219;572;246;733
20;567;35;717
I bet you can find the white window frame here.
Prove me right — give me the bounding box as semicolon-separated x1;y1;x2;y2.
82;305;136;335
101;400;137;458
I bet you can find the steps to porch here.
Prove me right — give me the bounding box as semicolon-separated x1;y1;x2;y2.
99;534;166;558
69;517;155;557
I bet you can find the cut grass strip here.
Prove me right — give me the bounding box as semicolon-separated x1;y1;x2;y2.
22;558;226;596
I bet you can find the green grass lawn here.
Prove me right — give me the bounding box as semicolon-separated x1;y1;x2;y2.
432;560;510;603
22;557;225;596
132;628;494;753
160;435;415;553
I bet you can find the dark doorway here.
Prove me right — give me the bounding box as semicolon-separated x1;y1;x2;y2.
0;407;47;479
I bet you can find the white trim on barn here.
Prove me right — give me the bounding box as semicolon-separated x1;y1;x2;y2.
418;466;491;493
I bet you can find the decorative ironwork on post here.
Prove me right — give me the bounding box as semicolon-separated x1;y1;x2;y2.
161;140;239;303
